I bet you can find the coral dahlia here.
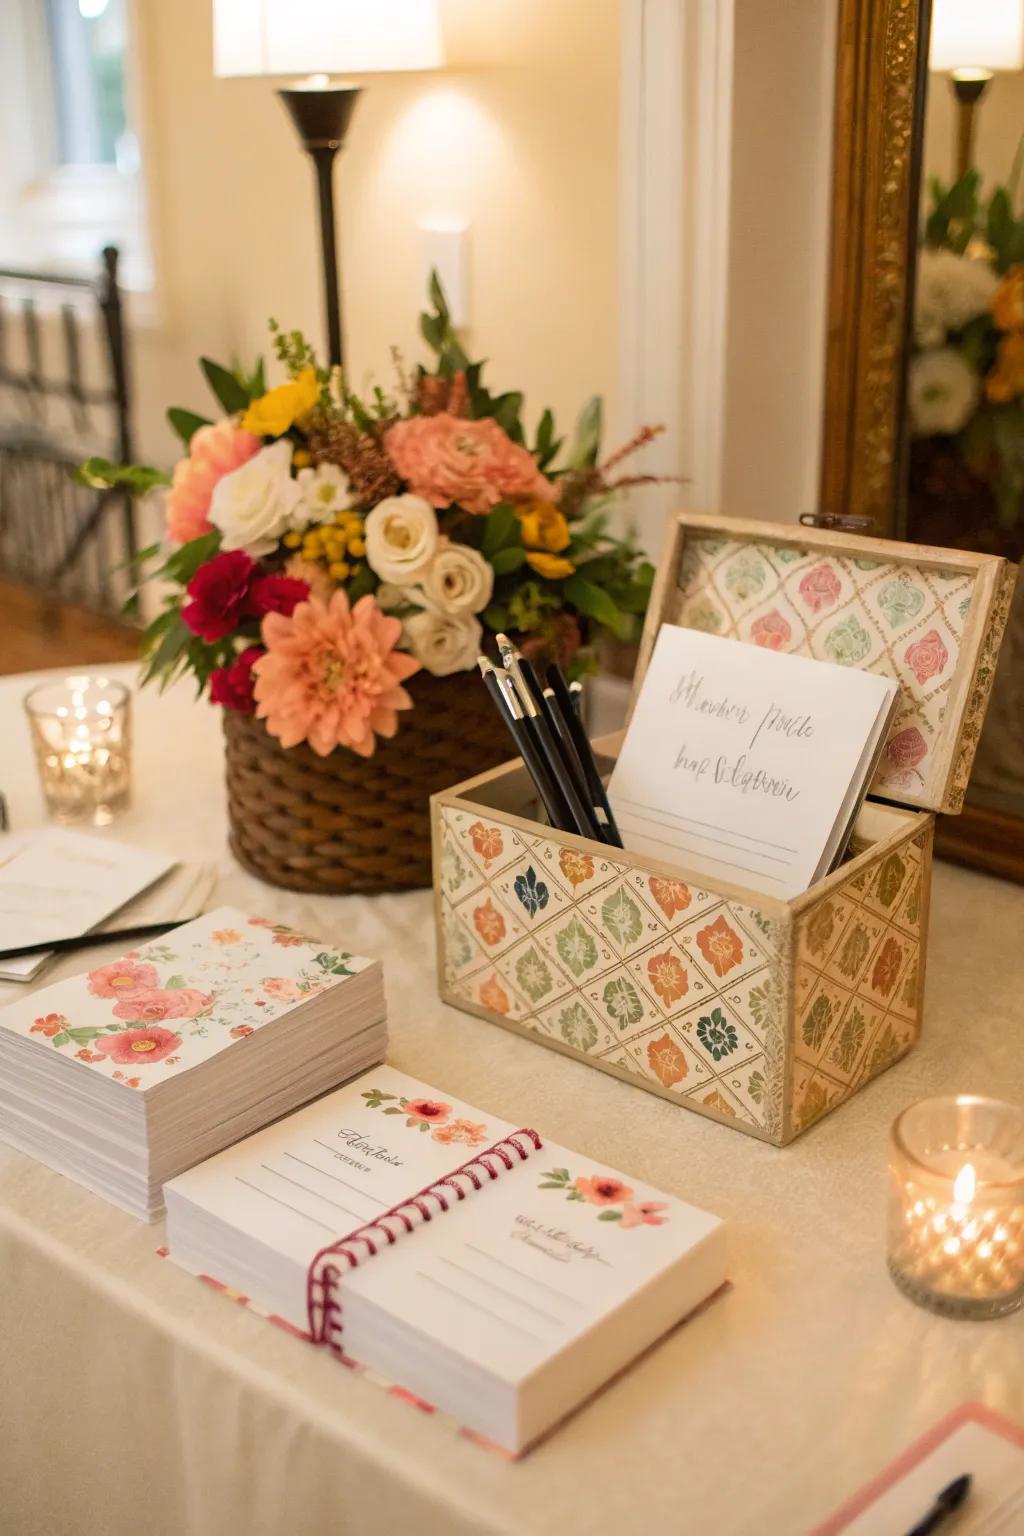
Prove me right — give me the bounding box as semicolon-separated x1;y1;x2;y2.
253;592;421;757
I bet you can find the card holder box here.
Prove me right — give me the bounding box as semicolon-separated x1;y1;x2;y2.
430;513;1015;1145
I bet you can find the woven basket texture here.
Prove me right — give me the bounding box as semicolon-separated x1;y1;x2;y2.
223;669;512;893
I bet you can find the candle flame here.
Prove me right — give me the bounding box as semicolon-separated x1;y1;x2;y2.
953;1162;976;1205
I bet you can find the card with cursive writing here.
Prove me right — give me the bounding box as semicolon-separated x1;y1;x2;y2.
165;1064;725;1453
608;625;899;898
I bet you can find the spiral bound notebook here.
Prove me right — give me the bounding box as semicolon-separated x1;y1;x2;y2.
165;1064;727;1454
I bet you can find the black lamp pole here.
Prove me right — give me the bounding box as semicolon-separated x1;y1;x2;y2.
276;85;362;370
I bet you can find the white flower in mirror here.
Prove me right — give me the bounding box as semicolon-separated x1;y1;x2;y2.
914;248;999;348
209;439;303;556
909;347;979;437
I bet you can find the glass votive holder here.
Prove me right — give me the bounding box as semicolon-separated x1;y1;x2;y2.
888;1095;1024;1321
24;676;132;827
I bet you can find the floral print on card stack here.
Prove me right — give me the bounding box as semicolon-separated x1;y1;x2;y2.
671;536;977;809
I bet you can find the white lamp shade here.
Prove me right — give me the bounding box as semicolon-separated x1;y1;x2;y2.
214;0;443;77
930;0;1024;73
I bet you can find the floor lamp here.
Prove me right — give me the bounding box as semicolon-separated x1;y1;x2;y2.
213;0;443;369
929;0;1024;180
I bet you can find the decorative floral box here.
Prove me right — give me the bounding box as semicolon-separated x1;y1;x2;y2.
431;514;1015;1144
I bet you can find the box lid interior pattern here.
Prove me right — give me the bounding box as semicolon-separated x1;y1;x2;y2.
633;514;1016;817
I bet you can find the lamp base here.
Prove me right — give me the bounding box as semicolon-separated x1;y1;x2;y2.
277;85;362;369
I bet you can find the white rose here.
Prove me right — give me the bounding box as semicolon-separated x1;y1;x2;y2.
404;609;482;677
209;439;302;557
364;495;438;584
908;347;979;437
295;461;352;525
419;541;494;616
914;248;998;347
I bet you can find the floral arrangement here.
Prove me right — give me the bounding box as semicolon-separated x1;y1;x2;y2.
909;169;1024;529
90;279;657;759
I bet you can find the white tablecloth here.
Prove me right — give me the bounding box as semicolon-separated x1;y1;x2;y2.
0;664;1022;1536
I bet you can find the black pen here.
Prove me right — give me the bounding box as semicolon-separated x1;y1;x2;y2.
568;680;583;718
542;687;613;845
904;1473;972;1536
0;920;178;964
478;658;573;831
496;637;602;841
545;664;623;848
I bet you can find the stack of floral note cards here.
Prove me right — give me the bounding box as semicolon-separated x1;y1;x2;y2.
165;1064;726;1454
0;908;385;1219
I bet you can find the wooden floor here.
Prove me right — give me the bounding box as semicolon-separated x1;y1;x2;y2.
0;579;141;677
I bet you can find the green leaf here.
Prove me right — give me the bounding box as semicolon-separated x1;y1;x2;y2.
200;357;251;415
74;457;171;493
347;564;378;602
51;1031;71;1049
563;574;631;640
491;391;524;441
167;408;211;448
597;1209;623;1221
66;1027;106;1044
489;546;526;575
429;267;450;322
567;396;603;469
481;603;509;632
481;503;519;555
987;187;1014;269
162;530;221;584
165;974;186;989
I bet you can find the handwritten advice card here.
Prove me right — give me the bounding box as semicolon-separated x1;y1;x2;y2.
608;625;898;898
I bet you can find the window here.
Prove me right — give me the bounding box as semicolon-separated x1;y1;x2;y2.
45;0;137;172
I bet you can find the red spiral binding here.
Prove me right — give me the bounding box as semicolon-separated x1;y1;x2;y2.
306;1127;543;1350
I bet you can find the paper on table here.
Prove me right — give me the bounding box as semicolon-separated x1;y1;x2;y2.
811;1402;1024;1536
608;626;898;898
0;861;216;983
0;829;174;953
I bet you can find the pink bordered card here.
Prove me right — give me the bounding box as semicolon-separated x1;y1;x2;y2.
811;1401;1024;1535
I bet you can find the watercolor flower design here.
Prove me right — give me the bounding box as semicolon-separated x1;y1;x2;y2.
479;974;511;1014
647;1032;688;1087
538;1167;669;1228
647;950;689;1007
473;899;506;946
469;821;504;863
798;563;842;613
87;960;159;999
885;726;928;780
696;915;744;978
94;1027;182;1065
31;1013;68;1038
361;1088;491;1146
904;629;948;686
648;876;691;920
559;849;595;889
750;610;792;651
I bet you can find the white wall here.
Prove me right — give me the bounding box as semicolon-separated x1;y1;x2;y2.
717;0;837;523
129;0;622;465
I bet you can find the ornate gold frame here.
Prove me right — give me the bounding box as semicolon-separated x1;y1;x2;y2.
819;0;929;533
819;0;1024;882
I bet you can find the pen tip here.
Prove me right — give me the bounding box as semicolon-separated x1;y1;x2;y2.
941;1475;971;1512
477;655;495;676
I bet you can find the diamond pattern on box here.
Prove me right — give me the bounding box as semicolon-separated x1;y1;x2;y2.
439;807;789;1141
789;830;927;1135
671;536;976;808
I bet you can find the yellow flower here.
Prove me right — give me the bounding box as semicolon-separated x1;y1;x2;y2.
292;448;312;469
241;366;319;437
516;498;571;553
283;531;302;549
348;536;366;557
993;266;1024;332
329;560;351;580
985;331;1024;403
525;550;575;580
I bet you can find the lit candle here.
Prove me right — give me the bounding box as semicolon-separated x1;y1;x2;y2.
23;677;132;827
888;1096;1024;1320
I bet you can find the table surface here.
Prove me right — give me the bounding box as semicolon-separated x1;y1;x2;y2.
1;664;1022;1536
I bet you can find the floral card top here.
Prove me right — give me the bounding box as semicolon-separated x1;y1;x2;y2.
0;907;378;1092
670;534;982;810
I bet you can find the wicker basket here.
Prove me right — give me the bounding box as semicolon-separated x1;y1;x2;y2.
223;670;514;894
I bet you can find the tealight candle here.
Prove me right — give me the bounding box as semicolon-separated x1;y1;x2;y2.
888;1095;1024;1320
24;676;132;826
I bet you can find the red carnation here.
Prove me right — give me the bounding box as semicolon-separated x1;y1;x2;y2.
246;573;309;619
209;646;263;712
182;550;254;642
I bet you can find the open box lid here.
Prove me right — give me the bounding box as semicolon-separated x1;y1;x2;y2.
633;513;1017;816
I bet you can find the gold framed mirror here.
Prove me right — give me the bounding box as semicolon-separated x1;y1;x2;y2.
821;0;1024;881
